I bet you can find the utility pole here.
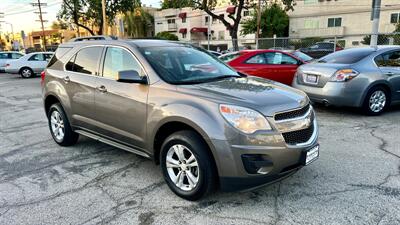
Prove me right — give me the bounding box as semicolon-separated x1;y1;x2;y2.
207;15;211;50
371;0;381;48
102;0;107;35
256;0;261;49
31;0;47;51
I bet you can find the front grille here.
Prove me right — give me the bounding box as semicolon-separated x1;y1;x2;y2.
274;104;310;121
282;122;314;145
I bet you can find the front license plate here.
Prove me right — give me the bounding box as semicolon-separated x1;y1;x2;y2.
304;145;319;165
305;74;318;84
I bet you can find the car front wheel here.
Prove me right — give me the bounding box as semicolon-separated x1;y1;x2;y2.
160;130;217;201
362;86;390;116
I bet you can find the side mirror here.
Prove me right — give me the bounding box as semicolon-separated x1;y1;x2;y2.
117;70;147;84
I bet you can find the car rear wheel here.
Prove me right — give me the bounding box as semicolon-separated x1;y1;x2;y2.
362;86;390;116
48;103;79;146
20;68;34;78
160;130;216;201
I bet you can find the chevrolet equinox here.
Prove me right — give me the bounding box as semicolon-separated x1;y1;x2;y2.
42;39;319;200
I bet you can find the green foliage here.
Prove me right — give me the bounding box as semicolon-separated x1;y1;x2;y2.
361;35;389;45
161;0;193;9
241;3;289;38
155;31;179;41
58;0;140;35
124;8;154;38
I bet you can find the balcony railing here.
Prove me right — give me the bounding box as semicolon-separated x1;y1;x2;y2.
168;23;177;31
296;26;345;37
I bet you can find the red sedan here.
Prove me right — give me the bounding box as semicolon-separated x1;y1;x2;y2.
219;50;313;86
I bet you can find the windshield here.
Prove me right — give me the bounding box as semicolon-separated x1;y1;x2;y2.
292;51;313;62
140;46;240;84
318;48;374;64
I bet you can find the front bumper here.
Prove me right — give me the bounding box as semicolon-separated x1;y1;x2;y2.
210;115;319;192
292;80;364;107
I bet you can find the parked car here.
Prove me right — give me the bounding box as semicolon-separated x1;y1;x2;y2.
0;51;24;72
293;46;400;115
219;49;312;86
208;50;222;57
42;39;319;200
299;42;343;59
5;52;53;78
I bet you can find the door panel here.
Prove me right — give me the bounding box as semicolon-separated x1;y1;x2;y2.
376;50;400;100
94;46;148;149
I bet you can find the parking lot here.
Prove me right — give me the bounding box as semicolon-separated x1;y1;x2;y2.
0;72;399;225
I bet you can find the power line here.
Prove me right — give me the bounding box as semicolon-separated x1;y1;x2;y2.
3;0;61;16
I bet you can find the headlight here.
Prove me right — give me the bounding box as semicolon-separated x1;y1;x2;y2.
219;104;272;134
330;69;359;82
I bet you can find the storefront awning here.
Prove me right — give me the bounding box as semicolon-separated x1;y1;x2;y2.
226;6;236;14
179;28;187;34
178;12;187;19
190;27;208;33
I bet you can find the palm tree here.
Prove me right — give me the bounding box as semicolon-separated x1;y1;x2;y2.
124;8;153;38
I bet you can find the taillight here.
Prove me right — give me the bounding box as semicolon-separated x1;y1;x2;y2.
330;69;359;82
41;71;46;85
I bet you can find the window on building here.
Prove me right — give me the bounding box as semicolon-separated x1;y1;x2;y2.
390;13;400;24
182;33;187;38
102;47;143;80
167;19;175;24
328;18;342;27
304;0;318;4
304;20;319;29
243;10;250;17
218;31;225;40
182;17;186;23
205;16;209;25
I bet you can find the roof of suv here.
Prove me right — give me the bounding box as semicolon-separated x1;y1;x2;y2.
59;39;190;49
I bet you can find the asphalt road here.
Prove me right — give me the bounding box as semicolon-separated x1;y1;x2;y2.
0;73;399;225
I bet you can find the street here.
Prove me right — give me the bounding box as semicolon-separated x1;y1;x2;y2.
0;72;399;225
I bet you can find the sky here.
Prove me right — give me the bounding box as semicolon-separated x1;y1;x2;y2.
0;0;161;35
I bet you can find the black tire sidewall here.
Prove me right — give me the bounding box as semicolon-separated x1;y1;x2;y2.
48;103;78;146
160;131;215;200
363;86;390;116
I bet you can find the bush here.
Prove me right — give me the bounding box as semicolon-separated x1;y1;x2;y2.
155;31;179;41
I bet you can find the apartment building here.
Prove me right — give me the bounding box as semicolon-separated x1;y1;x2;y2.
154;6;255;50
289;0;400;47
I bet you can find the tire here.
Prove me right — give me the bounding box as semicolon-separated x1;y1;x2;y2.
160;130;217;201
20;67;34;78
362;86;391;116
47;103;79;146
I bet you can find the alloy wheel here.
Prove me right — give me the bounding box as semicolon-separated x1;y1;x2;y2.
166;144;199;191
50;110;65;142
21;69;32;78
369;90;386;113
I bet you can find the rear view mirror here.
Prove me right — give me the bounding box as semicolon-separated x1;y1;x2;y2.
117;70;147;84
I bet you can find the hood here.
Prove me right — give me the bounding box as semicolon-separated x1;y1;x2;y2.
177;76;308;117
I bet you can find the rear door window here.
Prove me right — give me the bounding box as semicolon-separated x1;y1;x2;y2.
11;53;23;59
67;47;103;75
28;54;44;61
375;51;400;67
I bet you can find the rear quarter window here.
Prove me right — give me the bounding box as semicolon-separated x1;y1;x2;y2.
47;47;73;67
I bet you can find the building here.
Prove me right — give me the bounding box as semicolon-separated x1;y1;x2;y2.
154;6;255;50
288;0;400;47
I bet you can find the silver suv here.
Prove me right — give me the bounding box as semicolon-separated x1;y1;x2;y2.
42;39;319;200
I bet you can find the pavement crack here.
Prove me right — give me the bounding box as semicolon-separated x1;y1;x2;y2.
370;128;400;159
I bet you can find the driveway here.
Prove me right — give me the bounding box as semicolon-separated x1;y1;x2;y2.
0;73;399;225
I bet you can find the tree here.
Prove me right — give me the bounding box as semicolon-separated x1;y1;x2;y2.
241;3;289;38
192;0;296;51
124;8;154;38
51;21;69;30
156;31;179;41
361;35;389;45
58;0;140;35
161;0;193;9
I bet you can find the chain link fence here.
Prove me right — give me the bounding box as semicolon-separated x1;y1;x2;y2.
191;32;400;59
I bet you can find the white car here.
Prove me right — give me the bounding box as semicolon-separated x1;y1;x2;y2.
5;52;53;78
0;51;24;72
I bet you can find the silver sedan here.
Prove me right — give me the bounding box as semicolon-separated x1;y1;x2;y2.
292;46;400;115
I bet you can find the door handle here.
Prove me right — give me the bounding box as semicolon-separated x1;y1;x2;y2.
63;76;70;83
385;72;395;76
97;85;107;93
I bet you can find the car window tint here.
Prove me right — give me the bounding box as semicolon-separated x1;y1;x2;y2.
246;54;265;64
44;54;53;61
73;47;103;75
318;48;374;64
11;53;23;59
48;47;73;67
103;47;142;80
28;54;44;61
220;52;241;62
0;53;8;59
375;55;386;67
378;51;400;67
66;55;76;71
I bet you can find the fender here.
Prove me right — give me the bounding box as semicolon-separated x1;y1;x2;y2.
359;80;393;106
43;72;72;116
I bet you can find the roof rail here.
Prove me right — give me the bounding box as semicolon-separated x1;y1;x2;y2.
69;35;118;42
